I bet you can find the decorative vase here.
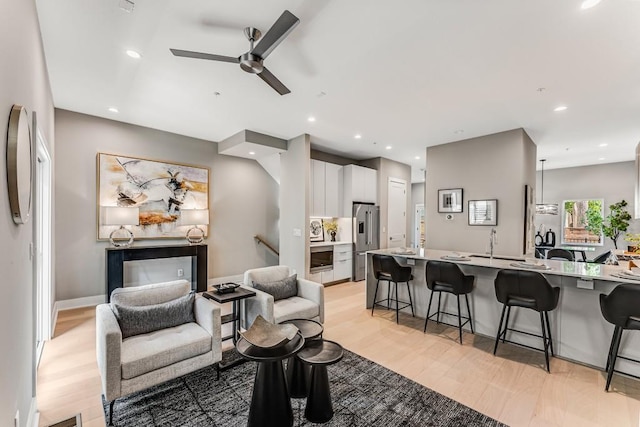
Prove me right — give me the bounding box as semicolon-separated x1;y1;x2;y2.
330;231;336;242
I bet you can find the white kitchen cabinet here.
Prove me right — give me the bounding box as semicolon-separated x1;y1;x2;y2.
307;271;322;283
341;164;378;217
324;162;340;217
321;269;334;284
310;159;341;217
333;243;353;281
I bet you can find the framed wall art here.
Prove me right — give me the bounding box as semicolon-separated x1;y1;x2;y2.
97;153;209;240
309;218;324;242
438;188;463;213
468;199;498;226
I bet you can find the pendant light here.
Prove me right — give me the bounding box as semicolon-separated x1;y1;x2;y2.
536;159;558;215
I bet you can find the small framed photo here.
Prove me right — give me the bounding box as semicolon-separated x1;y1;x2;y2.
468;199;498;226
438;188;463;213
309;218;324;242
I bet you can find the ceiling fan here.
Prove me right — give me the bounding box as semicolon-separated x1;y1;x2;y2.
170;10;300;95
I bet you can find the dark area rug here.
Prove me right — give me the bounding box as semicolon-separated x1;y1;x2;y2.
103;349;508;426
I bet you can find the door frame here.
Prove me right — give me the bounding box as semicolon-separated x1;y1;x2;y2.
34;125;52;366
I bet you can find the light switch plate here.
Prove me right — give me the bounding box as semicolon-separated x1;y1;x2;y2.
406;259;416;265
293;228;302;237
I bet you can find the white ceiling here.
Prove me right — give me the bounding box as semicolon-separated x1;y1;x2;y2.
36;0;640;182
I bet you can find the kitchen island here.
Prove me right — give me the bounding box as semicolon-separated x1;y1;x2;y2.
365;248;640;375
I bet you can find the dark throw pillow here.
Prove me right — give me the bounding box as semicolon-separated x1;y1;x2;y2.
112;292;196;338
253;274;298;301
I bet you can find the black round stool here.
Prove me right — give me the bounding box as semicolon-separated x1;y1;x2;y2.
424;260;475;344
600;283;640;391
297;339;344;423
371;254;414;324
282;318;323;398
493;269;560;372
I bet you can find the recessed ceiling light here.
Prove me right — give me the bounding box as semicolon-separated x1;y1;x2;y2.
385;145;392;150
599;143;608;147
415;156;420;160
554;105;568;112
454;129;464;134
354;134;362;139
581;0;601;10
108;107;119;113
126;49;141;59
249;151;255;155
308;116;316;122
598;157;606;161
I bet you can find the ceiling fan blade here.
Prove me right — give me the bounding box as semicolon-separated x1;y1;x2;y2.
170;48;239;63
257;67;290;95
251;10;300;59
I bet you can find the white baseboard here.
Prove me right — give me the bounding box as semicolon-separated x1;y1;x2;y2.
52;294;106;329
27;397;38;427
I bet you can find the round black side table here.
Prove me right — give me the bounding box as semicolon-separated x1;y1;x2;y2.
297;339;344;423
281;319;324;398
236;332;305;427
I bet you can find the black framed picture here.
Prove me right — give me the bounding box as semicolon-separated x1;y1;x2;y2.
438;188;463;213
468;199;498;226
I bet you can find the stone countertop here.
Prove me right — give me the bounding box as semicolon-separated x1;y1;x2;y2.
368;248;637;284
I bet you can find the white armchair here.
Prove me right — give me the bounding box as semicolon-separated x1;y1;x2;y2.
96;280;222;425
243;265;324;327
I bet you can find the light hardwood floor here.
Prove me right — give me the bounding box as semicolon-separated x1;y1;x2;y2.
38;281;640;427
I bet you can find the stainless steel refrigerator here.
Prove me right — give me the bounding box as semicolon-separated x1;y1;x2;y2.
353;203;380;281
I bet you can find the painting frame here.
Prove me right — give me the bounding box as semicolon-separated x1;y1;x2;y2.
97;152;210;240
309;218;324;242
468;199;498;226
438;188;463;213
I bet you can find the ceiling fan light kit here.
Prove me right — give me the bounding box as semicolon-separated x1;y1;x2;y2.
171;10;299;95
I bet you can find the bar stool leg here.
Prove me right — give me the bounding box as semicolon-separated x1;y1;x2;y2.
406;282;415;317
424;290;434;333
503;306;512;343
606;326;624;391
605;326;618;371
371;279;380;316
394;282;400;324
494;304;507;355
464;294;474;334
387;281;391;309
540;312;550;373
544;311;554;356
436;292;442;324
456;295;463;344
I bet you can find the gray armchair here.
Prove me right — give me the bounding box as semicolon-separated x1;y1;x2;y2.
243;266;324;327
96;280;222;425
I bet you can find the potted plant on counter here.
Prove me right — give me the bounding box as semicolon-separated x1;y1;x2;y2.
324;220;338;242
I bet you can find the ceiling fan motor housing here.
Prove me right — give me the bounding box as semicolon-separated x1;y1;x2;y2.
240;52;264;74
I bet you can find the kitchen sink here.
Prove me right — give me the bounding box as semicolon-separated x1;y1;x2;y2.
469;254;526;262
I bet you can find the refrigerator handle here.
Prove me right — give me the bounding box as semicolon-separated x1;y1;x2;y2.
368;210;373;245
364;210;369;245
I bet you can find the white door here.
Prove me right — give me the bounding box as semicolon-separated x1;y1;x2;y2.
414;203;425;248
34;127;52;366
387;178;407;248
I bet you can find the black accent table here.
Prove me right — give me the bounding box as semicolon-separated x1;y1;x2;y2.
105;244;207;301
236;333;305;427
281;319;324;398
297;339;344;423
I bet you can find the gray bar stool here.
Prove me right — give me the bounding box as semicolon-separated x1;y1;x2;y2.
371;254;414;324
600;283;640;391
424;260;475;344
493;269;560;372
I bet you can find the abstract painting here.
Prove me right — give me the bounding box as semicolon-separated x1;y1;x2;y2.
97;153;209;240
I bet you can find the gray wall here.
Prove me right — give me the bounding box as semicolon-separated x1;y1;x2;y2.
360;157;412;249
535;161;640;256
279;134;310;276
426;129;536;255
55;109;279;301
0;0;55;425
